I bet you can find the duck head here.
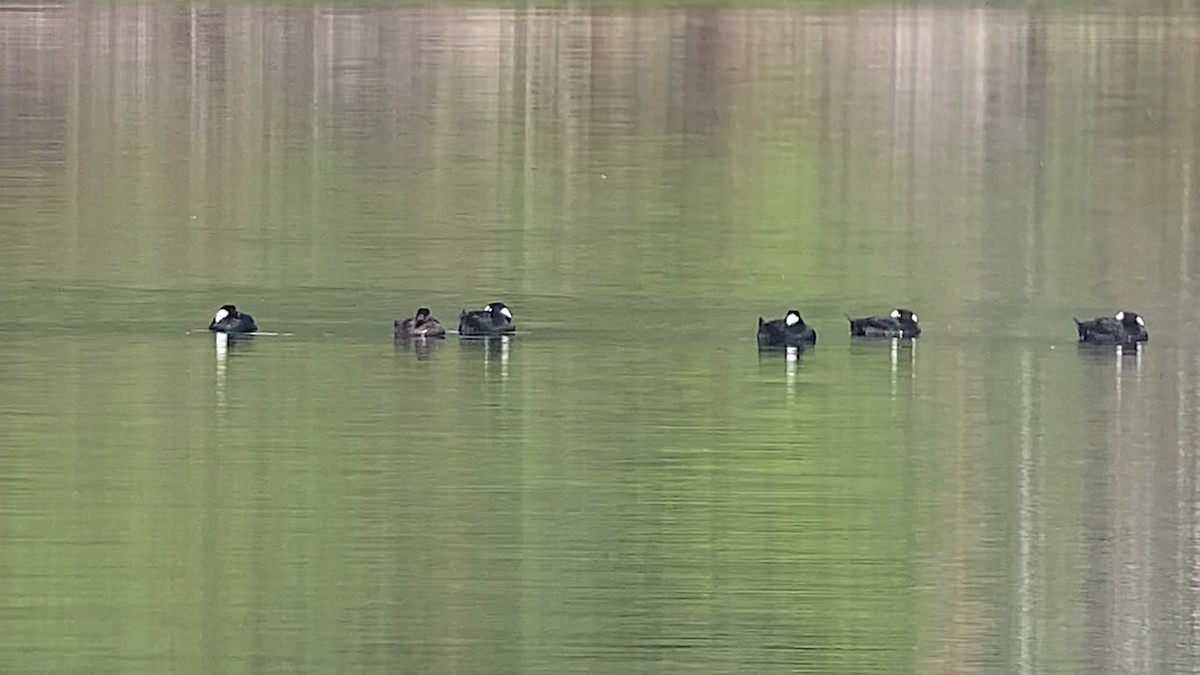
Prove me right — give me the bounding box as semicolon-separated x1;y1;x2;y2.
209;304;239;329
890;308;921;332
1115;311;1148;341
486;302;514;324
784;310;804;327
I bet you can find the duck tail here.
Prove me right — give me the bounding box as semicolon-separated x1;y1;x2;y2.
846;315;862;336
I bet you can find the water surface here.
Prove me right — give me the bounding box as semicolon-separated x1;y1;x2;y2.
1;4;1199;674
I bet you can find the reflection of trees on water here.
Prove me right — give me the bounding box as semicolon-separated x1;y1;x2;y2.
1;7;1196;295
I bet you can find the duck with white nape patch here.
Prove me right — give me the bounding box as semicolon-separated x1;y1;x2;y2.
1074;311;1148;346
756;309;817;348
847;308;922;339
458;302;516;337
208;304;258;334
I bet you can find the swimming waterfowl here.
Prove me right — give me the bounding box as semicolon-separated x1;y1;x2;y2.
1074;311;1148;345
459;302;516;336
848;308;921;338
757;310;817;348
394;307;446;339
208;304;258;334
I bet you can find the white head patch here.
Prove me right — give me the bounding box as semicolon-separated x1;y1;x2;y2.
1135;315;1145;327
890;309;900;319
910;313;918;324
1115;311;1126;321
785;312;800;327
500;307;513;320
213;308;230;323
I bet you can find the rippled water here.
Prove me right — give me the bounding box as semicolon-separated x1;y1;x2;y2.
1;4;1199;674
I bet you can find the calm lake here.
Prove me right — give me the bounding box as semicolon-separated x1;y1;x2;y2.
1;3;1199;673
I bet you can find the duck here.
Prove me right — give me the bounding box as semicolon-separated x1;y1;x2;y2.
1074;311;1148;345
459;302;516;336
394;307;446;339
757;310;817;348
208;304;258;334
848;308;921;338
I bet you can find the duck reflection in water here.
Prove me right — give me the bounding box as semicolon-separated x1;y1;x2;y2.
848;335;916;364
758;343;806;377
1072;339;1143;404
214;331;255;410
394;335;444;361
214;330;255;358
460;334;512;378
1114;343;1144;400
1076;336;1143;367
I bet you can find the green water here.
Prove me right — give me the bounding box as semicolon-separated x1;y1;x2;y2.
1;4;1199;674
